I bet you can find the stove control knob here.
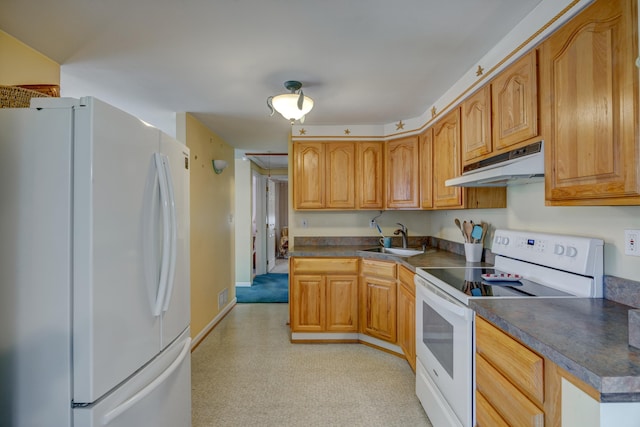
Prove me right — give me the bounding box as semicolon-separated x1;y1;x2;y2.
554;244;565;255
566;246;578;257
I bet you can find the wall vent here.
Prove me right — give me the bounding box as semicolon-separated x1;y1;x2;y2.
218;288;229;309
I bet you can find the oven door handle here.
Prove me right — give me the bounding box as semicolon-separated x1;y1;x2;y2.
422;287;470;319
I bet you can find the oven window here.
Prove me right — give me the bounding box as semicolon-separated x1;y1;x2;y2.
422;301;454;378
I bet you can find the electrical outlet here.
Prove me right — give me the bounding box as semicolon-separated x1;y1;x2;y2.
624;229;640;256
301;219;308;228
370;220;375;228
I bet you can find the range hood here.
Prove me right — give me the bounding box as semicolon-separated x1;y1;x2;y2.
445;141;544;187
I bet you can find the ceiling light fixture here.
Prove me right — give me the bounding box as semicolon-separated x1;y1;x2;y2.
267;80;314;124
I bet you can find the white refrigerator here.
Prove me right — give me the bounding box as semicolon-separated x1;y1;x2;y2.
0;97;191;427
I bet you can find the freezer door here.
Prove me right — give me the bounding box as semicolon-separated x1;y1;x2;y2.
73;98;166;403
159;134;191;348
74;328;192;427
0;108;75;427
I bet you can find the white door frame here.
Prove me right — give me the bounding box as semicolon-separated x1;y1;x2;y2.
266;178;277;272
252;171;267;276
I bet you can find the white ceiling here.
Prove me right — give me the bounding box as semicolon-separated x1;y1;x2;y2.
2;0;543;154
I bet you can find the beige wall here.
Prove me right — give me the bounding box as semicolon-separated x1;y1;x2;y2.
234;158;253;286
178;113;235;340
0;30;59;85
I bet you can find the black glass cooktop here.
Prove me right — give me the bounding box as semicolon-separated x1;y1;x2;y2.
418;267;572;298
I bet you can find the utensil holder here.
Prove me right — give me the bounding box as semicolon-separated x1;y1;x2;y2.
464;243;483;262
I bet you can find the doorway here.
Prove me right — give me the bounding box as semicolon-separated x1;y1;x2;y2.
249;160;288;276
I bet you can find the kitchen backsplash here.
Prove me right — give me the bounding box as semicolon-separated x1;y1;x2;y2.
604;276;640;309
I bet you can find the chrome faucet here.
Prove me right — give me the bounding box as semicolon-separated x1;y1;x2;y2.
393;223;408;248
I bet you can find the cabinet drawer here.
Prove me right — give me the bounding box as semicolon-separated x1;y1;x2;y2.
361;259;396;279
476;354;544;427
476;390;509;427
292;257;358;274
476;317;544;405
398;265;415;296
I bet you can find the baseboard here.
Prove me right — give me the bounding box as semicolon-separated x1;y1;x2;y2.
290;331;404;357
235;281;252;287
191;298;237;350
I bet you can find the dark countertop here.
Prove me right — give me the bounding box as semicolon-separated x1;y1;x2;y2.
472;298;640;402
291;243;640;402
290;245;490;271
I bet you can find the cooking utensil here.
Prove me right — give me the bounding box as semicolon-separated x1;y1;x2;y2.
463;221;474;243
471;224;483;243
480;222;488;243
454;218;466;241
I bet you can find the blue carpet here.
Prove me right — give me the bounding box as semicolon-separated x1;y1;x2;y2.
237;273;289;303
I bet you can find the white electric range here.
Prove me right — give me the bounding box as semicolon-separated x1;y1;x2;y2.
414;229;604;427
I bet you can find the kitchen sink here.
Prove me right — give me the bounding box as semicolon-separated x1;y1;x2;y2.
362;247;426;257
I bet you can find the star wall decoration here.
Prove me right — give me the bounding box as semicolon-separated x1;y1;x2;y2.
298;128;307;135
431;107;437;117
396;120;405;130
344;129;351;135
476;65;484;76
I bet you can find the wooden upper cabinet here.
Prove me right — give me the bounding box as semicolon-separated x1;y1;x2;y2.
419;129;433;209
294;141;383;210
432;108;463;208
462;85;492;163
540;0;640;205
386;136;420;209
356;141;385;209
325;142;356;209
293;142;325;209
492;50;538;151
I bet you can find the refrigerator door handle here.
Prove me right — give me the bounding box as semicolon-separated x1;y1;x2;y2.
153;153;171;317
161;156;178;313
101;337;192;425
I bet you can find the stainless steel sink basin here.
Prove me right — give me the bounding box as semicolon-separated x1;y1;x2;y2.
363;247;426;257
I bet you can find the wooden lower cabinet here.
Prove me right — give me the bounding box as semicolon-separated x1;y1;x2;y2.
290;274;325;332
397;265;416;371
475;316;560;427
291;256;417;368
289;257;358;333
360;259;397;342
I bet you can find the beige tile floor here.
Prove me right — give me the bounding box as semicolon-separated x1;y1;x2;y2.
191;303;432;426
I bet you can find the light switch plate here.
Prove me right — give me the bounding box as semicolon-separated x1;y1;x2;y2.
624;229;640;256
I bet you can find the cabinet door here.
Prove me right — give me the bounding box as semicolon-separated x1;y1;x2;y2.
540;0;640;205
462;85;492;163
432;108;463;208
290;274;325;331
419;129;433;209
293;142;325;209
326;142;356;209
386;136;420;209
326;275;358;332
491;50;538;151
397;272;415;371
356;141;384;209
361;276;397;342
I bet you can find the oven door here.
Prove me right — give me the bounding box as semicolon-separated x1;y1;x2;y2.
415;275;474;427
